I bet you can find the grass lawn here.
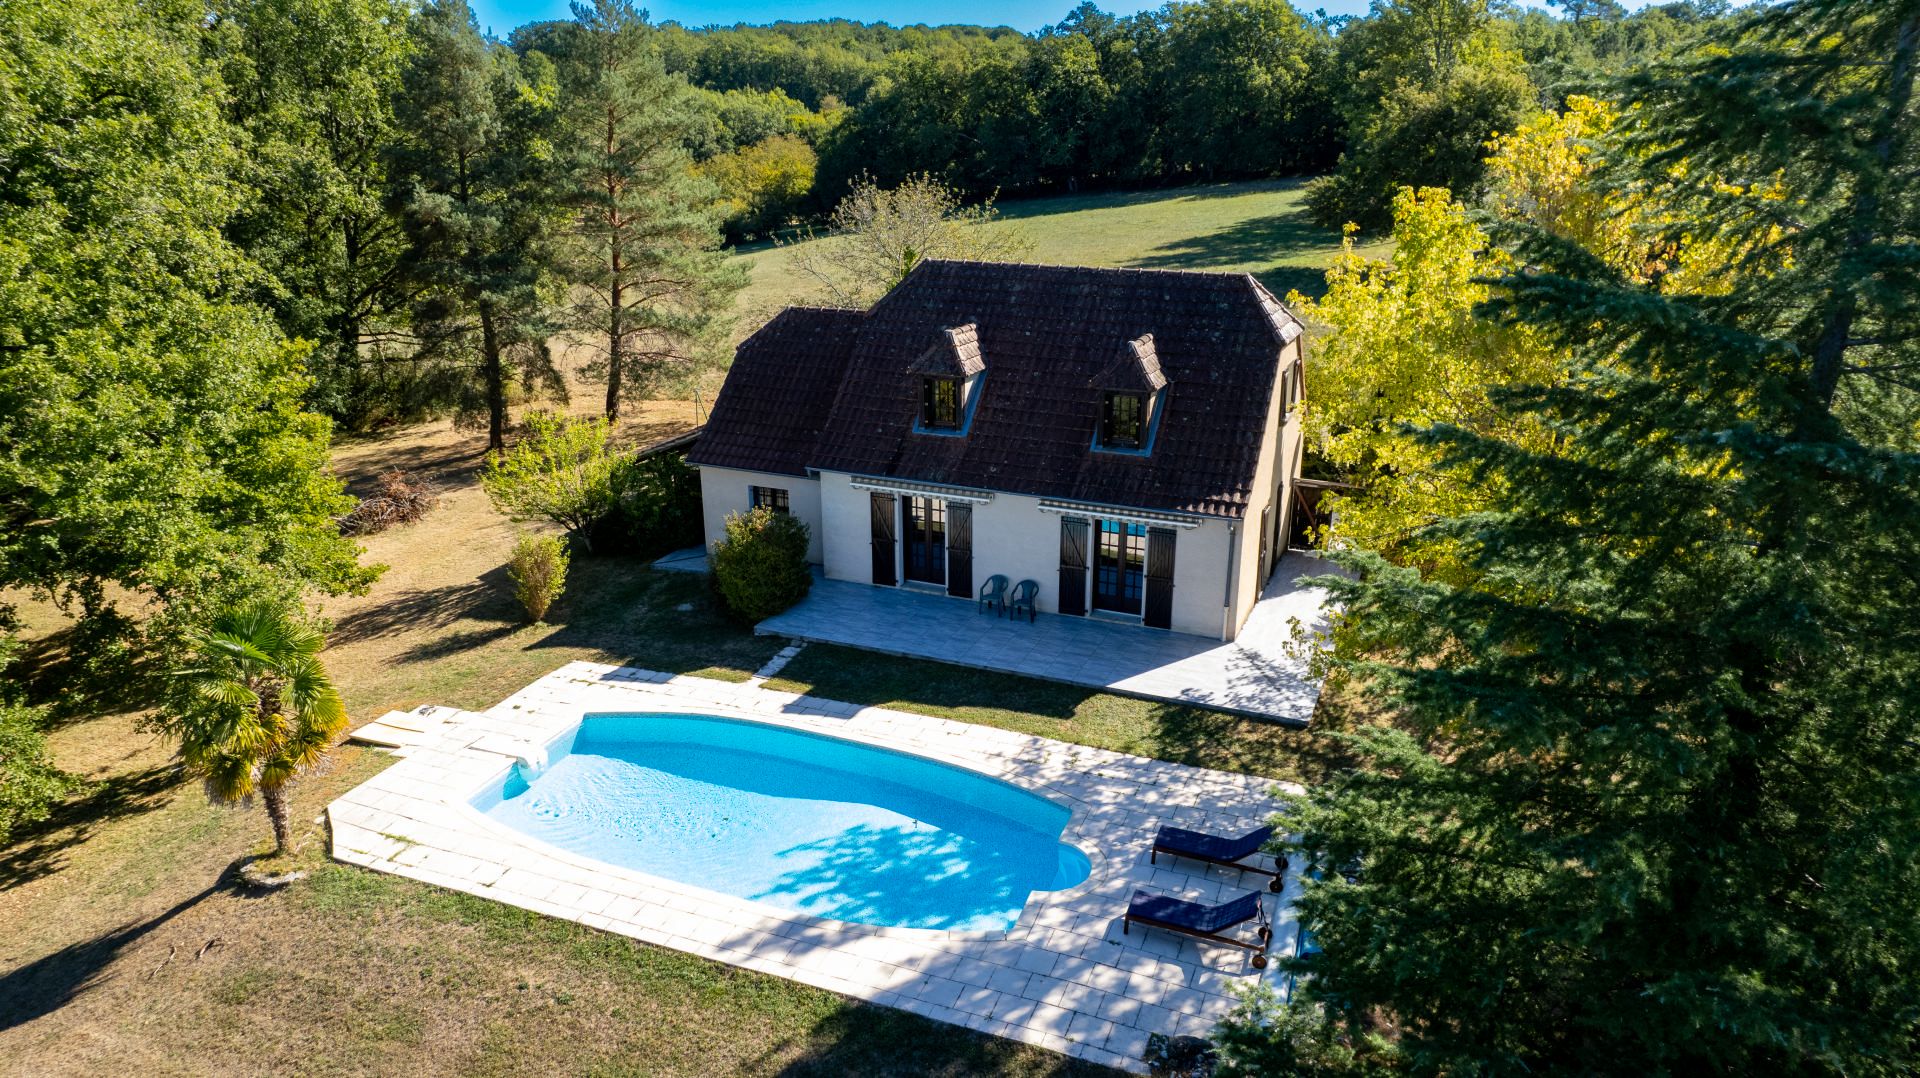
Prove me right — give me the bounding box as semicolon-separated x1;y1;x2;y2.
731;178;1389;330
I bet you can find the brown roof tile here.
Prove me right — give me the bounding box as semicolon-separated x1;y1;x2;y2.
685;306;863;477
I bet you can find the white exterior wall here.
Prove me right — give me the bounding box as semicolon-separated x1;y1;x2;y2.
1222;338;1305;640
698;465;824;564
817;470;1240;640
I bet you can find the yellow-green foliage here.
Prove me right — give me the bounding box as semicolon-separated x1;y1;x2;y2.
1292;187;1561;575
508;534;570;623
703;133;817;238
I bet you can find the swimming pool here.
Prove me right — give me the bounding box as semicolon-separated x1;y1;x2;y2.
473;713;1092;932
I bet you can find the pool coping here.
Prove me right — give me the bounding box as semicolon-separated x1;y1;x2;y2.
330;661;1306;1074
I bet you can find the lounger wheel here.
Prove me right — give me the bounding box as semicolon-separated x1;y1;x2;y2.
1268;876;1283;892
1252;953;1268;969
1258;925;1272;942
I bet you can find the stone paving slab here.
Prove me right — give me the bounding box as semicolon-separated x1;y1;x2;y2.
756;551;1340;725
328;662;1307;1074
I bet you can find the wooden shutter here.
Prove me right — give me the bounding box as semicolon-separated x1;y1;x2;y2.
869;493;896;586
1058;518;1088;617
946;503;972;598
1144;527;1176;629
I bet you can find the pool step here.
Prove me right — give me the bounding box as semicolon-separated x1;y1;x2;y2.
348;705;478;754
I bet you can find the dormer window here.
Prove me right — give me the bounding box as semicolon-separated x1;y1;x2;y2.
1102;392;1147;449
922;376;961;429
1094;333;1168;453
908;322;986;435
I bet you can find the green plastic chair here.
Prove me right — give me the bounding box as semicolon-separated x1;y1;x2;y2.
978;574;1010;616
1008;579;1039;623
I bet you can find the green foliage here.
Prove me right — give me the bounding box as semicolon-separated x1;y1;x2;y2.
590;453;705;559
507;534;569;623
1307;61;1534;231
480;411;622;549
163;598;347;853
0;0;375;660
709;507;811;622
1213;988;1379;1077
203;0;418;428
544;0;744;419
0;700;82;848
0;633;87;847
1276;2;1920;1071
791;175;1033;306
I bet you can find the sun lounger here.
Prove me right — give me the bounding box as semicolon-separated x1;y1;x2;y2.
1123;888;1271;967
1151;824;1286;891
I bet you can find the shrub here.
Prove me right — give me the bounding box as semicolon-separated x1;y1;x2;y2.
338;469;439;536
709;507;811;622
507;534;569;623
588;452;705;558
482;411;622;551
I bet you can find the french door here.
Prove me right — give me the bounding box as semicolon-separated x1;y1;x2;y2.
903;496;946;586
1092;520;1147;615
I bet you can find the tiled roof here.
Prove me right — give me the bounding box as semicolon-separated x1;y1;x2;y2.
905;322;986;377
685;306;863;477
696;261;1304;518
1095;333;1167;393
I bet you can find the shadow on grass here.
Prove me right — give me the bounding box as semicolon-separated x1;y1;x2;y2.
328;575;509;645
1127;204;1337;300
331;428;493;494
8;624;162;730
359;557;778;679
990;177;1312;222
765;1001;1116;1077
0;764;183;890
0;859;265;1030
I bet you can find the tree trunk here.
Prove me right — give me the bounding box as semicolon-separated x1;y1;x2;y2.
479;300;506;452
1809;9;1919;409
263;785;292;856
604;259;623;421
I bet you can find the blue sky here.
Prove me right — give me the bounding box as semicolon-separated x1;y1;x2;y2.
469;0;1680;38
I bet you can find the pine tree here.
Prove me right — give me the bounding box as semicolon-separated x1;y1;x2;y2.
545;0;742;420
1263;2;1920;1072
388;0;565;451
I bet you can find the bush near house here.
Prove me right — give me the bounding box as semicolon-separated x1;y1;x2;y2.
709;507;811;622
589;453;705;558
508;534;570;623
482;411;623;552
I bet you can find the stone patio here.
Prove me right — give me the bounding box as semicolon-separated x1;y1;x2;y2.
332;662;1305;1074
755;550;1338;725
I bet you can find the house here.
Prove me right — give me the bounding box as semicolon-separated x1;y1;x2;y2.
688;260;1306;641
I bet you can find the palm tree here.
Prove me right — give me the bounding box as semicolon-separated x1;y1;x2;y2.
170;599;347;855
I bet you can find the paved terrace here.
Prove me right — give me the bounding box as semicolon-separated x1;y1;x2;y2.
756;551;1339;725
333;663;1305;1074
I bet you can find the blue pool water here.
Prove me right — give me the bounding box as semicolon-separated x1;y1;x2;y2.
474;713;1092;931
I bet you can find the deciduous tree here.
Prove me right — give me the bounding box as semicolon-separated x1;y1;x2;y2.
0;0;374;655
791;175;1032;307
